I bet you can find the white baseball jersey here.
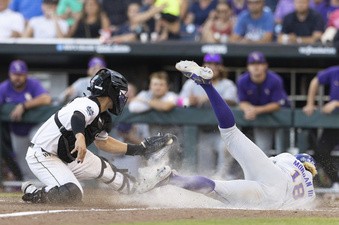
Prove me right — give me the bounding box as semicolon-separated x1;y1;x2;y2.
31;97;107;155
26;97;127;193
214;125;315;209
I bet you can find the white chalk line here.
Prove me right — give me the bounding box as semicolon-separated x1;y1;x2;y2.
0;206;335;218
0;208;157;218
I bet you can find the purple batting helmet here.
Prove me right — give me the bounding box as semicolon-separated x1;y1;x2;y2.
295;153;316;167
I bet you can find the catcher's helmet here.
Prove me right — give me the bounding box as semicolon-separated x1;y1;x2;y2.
295;153;316;167
88;68;128;115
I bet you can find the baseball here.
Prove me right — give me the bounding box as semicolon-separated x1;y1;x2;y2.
166;138;173;145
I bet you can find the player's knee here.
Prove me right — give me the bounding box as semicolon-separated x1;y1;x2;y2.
47;182;83;204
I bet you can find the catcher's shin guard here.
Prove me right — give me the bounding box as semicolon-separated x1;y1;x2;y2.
97;157;136;194
22;182;83;204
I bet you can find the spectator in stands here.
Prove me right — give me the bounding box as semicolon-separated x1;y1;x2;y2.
200;1;235;43
128;71;181;168
23;0;69;39
321;7;339;43
185;0;218;27
153;0;182;41
237;51;289;156
129;71;178;119
57;0;83;26
229;0;275;43
303;66;339;190
126;0;167;41
0;60;52;181
101;0;138;29
9;0;43;21
0;0;25;38
178;53;238;179
105;2;149;44
67;0;110;38
182;0;218;41
58;55;106;105
277;0;325;44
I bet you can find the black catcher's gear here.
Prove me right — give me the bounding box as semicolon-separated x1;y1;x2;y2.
88;68;128;115
126;133;176;159
22;182;82;204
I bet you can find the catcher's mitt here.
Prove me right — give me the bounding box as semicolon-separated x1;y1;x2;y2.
141;133;176;159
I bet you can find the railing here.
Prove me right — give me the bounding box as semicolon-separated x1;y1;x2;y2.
1;104;338;187
0;105;339;165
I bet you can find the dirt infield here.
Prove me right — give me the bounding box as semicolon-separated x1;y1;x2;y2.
0;187;338;225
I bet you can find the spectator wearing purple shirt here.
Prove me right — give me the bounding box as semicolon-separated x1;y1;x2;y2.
303;66;339;190
237;51;289;156
0;60;52;181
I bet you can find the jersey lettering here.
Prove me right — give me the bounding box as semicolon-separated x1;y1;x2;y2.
292;183;305;200
291;170;305;200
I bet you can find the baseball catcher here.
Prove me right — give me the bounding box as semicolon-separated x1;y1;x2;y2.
21;68;175;204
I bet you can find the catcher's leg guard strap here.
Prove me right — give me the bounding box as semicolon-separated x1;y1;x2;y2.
97;157;135;194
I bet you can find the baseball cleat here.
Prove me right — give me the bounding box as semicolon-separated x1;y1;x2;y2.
175;60;213;84
21;181;38;194
136;166;172;193
21;181;48;203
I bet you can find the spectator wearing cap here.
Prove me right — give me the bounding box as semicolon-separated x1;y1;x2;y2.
0;0;25;38
229;0;275;43
237;51;289;156
58;55;106;105
178;53;238;179
23;0;69;38
0;60;52;181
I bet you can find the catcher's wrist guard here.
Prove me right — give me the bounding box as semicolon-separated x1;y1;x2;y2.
126;143;145;156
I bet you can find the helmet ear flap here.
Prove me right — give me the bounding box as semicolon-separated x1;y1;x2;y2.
88;70;110;96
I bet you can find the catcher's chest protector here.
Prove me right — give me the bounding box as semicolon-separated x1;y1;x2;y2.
55;111;111;163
